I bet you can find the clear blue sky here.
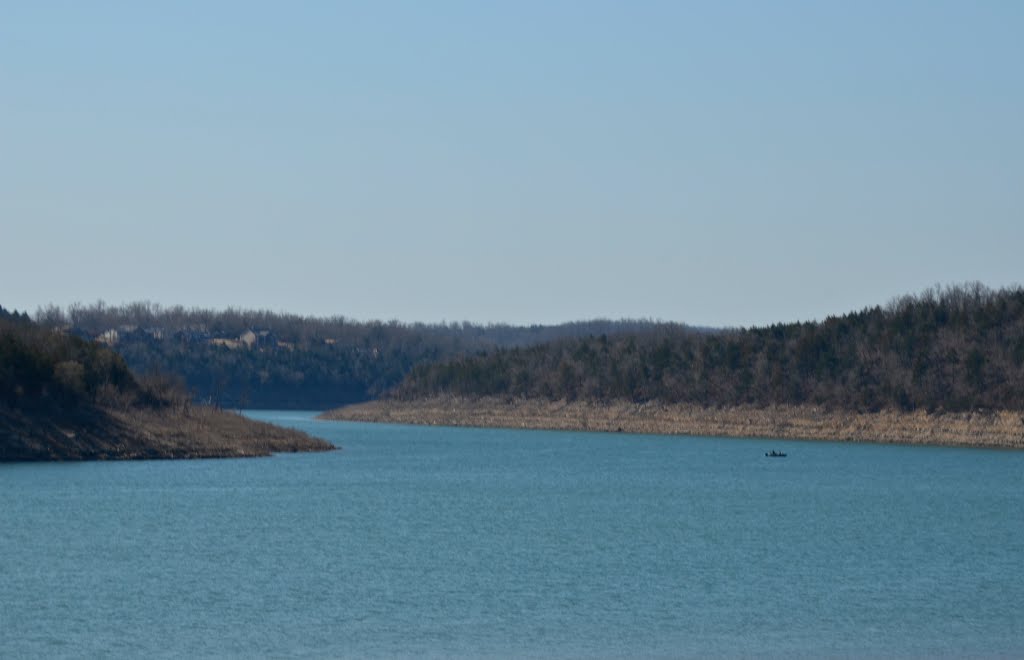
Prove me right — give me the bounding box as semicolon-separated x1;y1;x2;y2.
3;2;1021;327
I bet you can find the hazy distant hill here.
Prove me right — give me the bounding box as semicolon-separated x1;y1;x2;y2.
36;303;695;409
393;284;1024;413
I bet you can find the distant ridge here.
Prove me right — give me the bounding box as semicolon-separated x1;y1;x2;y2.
36;302;693;409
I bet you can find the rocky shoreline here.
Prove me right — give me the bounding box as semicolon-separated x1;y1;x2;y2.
1;403;335;461
321;396;1024;449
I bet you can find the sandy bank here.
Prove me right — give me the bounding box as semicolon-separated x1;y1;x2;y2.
320;397;1024;449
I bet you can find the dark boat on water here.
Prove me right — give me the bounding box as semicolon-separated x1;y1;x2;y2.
765;450;787;458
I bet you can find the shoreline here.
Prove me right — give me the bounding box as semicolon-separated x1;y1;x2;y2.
1;403;335;462
320;396;1024;449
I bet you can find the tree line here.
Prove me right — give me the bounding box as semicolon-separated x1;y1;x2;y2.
395;283;1024;413
33;302;685;408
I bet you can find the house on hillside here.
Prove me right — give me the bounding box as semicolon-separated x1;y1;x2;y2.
97;329;119;346
239;330;257;349
210;338;242;350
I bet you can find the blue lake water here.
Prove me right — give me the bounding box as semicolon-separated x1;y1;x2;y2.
3;411;1024;658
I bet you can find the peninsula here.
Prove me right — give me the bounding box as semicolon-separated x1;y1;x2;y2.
0;309;333;461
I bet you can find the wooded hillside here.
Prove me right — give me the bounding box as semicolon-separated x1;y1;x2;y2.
394;284;1024;413
1;308;148;412
1;308;331;460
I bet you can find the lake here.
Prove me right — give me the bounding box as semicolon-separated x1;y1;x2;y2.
2;411;1023;658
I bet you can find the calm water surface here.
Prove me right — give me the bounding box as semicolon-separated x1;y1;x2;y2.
2;411;1023;658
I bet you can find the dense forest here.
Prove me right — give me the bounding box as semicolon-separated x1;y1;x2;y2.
395;284;1024;413
34;302;682;408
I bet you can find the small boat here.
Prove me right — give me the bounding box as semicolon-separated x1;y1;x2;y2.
765;450;787;458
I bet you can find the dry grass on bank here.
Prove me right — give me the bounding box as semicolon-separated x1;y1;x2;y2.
321;396;1024;449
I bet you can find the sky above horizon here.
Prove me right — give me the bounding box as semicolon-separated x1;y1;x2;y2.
3;2;1022;327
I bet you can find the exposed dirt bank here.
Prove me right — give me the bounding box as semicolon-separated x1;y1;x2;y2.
321;397;1024;449
1;403;335;461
